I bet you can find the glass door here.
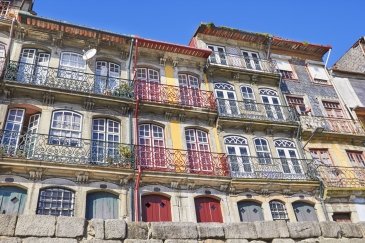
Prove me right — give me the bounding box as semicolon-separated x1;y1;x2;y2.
24;114;40;159
216;90;239;116
226;145;252;175
207;45;227;65
261;95;284;120
2;109;25;155
277;148;302;174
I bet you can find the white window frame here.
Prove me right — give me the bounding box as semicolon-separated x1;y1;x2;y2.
254;138;271;164
207;45;227;65
275;139;302;174
49;110;82;147
136;67;160;83
270;200;288;221
0;1;10;16
241;50;262;70
307;64;329;84
224;136;252;174
60;52;86;70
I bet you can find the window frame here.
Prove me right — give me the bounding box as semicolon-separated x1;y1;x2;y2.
254;138;272;164
0;1;11;17
185;128;210;152
322;101;344;118
241;50;262;70
36;187;75;217
138;123;164;148
136;67;160;83
178;73;200;89
207;44;227;65
346;150;365;167
307;64;330;85
286;96;309;116
309;148;333;165
269;200;288;221
60;52;86;70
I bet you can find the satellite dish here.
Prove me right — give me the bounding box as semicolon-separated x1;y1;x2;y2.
82;48;97;60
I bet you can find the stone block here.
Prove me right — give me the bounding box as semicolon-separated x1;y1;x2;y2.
249;241;267;243
297;239;320;243
104;219;126;240
358;222;365;238
338;222;363;238
319;221;341;238
197;223;224;239
150;222;198;239
56;216;85;238
202;240;225;243
0;238;21;243
15;215;56;237
287;222;321;239
127;222;148;240
0;215;17;236
224;223;257;239
272;239;295;243
80;240;122;243
225;240;249;243
123;240;163;243
87;219;104;240
254;221;289;239
165;240;198;243
318;239;365;243
22;238;77;243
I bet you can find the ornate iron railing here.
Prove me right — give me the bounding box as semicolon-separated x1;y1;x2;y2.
134;145;229;176
217;99;298;123
4;60;134;99
208;51;277;74
0;130;133;168
300;116;365;135
228;155;315;180
135;81;216;110
317;165;365;188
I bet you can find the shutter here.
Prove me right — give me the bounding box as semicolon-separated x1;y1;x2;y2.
275;59;292;71
293;202;318;222
238;201;264;222
308;65;329;81
86;192;119;220
0;187;27;215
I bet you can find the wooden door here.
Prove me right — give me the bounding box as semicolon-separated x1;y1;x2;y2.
86;192;119;220
141;194;171;222
292;202;318;222
195;197;223;223
237;201;264;222
0;187;27;215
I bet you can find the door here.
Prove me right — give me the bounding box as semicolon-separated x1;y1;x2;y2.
95;61;120;95
18;49;36;83
141;194;171;222
34;52;50;85
277;148;302;174
207;45;227;65
0;187;27;215
237;201;264;222
178;74;201;107
261;95;284;120
24;113;40;159
242;51;262;70
216;90;239;116
85;192;119;219
195;197;223;223
292;202;318;222
138;124;165;169
226;144;252;175
186;129;212;173
2;109;25;155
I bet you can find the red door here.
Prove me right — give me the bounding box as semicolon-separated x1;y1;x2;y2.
141;194;172;222
195;197;223;222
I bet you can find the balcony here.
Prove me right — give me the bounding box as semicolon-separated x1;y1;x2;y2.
228;155;315;181
3;60;134;99
317;165;365;188
134;145;229;177
0;131;133;168
217;99;298;123
300;116;365;135
208;52;277;74
135;81;216;110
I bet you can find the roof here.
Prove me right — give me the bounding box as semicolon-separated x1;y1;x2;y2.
191;23;332;58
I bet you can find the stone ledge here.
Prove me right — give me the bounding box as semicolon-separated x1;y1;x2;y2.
15;215;56;237
150;222;198;240
0;215;17;237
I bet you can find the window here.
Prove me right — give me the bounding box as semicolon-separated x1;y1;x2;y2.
254;138;271;164
185;129;212;172
270;200;288;221
275;139;302;174
136;67;160;101
332;212;351;222
287;96;309;116
322;101;344;118
37;188;75;216
17;48;51;84
307;64;329;84
0;44;5;58
207;45;227;65
240;86;256;111
178;73;201;106
92;118;120;163
138;124;165;168
309;149;332;165
0;1;10;16
260;89;284;120
215;83;239;116
49;111;82;147
136;67;159;82
347;151;365;167
95;61;121;94
242;50;261;70
60;52;86;70
225;136;252;174
275;59;296;79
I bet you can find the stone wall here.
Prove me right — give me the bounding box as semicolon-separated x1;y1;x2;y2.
1;215;365;243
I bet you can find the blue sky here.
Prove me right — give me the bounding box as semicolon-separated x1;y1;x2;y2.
34;0;363;66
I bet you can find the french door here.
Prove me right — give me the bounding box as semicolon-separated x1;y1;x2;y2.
136;68;160;102
261;95;284;120
226;144;252;175
2;109;25;155
95;61;120;95
178;74;201;107
186;129;212;173
18;49;50;84
242;50;262;70
138;124;165;169
216;90;239;116
24;114;40;159
207;45;227;65
277;148;302;174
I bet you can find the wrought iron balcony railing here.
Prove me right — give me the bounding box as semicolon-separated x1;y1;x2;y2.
135;81;217;110
300;116;365;135
228;155;315;180
208;51;277;74
3;61;134;99
134;145;229;177
317;165;365;188
0;130;133;168
217;99;298;123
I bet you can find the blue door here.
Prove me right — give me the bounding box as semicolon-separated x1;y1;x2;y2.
0;187;27;215
86;192;119;219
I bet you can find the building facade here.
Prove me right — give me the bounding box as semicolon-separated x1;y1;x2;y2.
0;1;363;223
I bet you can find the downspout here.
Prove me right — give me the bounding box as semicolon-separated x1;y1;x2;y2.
4;18;17;76
324;48;332;68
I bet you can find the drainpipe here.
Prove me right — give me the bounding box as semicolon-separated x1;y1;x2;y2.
4;18;17;76
324;48;332;69
266;36;273;59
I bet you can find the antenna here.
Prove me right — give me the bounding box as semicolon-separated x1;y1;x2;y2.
82;48;97;61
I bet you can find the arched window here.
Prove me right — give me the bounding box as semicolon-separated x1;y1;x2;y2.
49;110;82;147
91;118;120;163
254;138;271;164
214;83;239;116
141;194;171;222
185;129;212;173
86;191;119;220
95;61;121;94
0;186;27;215
237;201;264;222
195;197;223;223
138;124;165;168
274;139;302;174
224;136;252;175
37;187;75;216
259;88;284;120
269;200;288;221
136;67;159;83
292;201;318;222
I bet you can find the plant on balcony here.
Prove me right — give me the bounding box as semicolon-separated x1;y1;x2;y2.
114;83;133;98
0;146;5;158
119;145;132;167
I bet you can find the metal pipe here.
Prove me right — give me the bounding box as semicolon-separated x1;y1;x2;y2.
324;48;332;68
4;18;17;73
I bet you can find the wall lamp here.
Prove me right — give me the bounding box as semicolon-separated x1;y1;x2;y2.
303;127;325;149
